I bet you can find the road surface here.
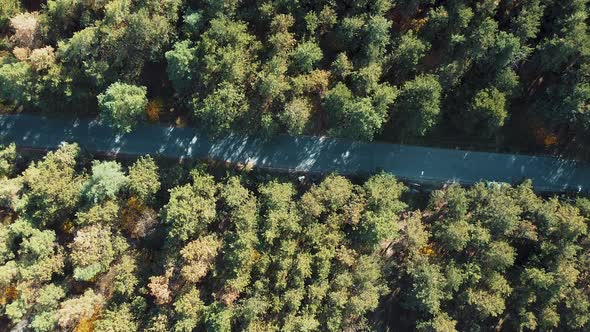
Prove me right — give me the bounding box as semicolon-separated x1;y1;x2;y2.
1;114;589;194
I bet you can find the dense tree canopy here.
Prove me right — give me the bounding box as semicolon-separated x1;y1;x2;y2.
0;0;589;156
1;0;589;330
382;181;590;331
0;145;587;331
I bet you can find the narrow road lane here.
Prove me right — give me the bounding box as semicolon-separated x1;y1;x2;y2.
1;114;589;194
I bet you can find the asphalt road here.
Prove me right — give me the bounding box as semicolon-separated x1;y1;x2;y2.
1;114;589;194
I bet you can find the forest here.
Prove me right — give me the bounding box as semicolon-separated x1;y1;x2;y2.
0;0;589;156
0;143;588;331
0;1;589;331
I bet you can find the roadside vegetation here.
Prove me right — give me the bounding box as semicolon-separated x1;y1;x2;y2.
0;143;587;331
0;0;589;156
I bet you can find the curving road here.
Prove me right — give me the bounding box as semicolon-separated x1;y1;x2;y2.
1;114;589;194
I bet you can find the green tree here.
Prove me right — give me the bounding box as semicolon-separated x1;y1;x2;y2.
57;290;104;330
75;200;119;226
180;235;222;283
269;14;296;56
162;173;217;242
279;97;311;135
173;287;205;332
511;0;545;41
29;284;65;332
111;254;139;297
395;74;442;137
0;0;21;32
204;303;232;332
54;0;180;90
465;87;508;136
391;31;430;79
83;161;128;204
21;143;83;226
363;15;392;64
69;224;128;281
360;173;407;248
0;143;16;178
128;155;160;202
95;304;138;332
323;82;392;140
218;177;258;294
331;53;353;80
0;62;35;108
56;26;102;90
194;82;248;135
195;17;260;89
256;57;290;106
97;82;148;133
290;41;323;74
0;177;21;211
165;40;197;95
0;219;65;307
333;98;385;140
565;83;590;131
